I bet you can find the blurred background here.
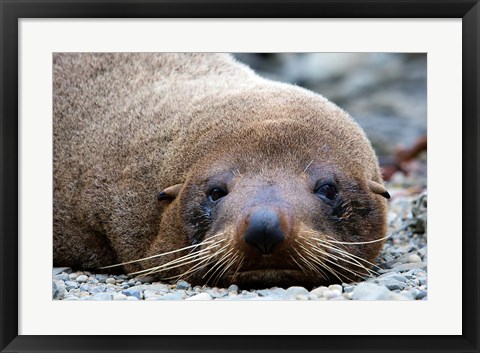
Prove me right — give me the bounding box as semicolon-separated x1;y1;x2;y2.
233;53;427;189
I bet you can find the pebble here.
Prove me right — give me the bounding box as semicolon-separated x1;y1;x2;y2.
175;280;191;290
68;273;79;280
257;288;286;299
65;281;79;290
416;290;427;300
105;278;116;284
122;288;143;300
53;267;72;275
95;274;108;283
113;293;128;300
89;293;113;300
227;284;239;293
323;289;342;299
352;283;391;300
376;278;407;291
186;293;212;301
76;275;89;283
328;284;343;292
310;286;328;298
285;286;310;300
54;273;70;281
391;262;427;272
408;254;422;263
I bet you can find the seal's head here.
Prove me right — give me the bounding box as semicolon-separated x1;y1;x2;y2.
145;87;389;289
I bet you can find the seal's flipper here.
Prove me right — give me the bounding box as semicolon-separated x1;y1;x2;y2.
157;184;183;201
368;180;390;199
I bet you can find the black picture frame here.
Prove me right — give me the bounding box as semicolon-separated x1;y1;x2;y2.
1;1;478;353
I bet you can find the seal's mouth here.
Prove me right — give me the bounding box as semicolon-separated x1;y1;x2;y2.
225;268;318;289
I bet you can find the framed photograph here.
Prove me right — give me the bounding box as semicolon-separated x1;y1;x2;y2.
1;1;478;353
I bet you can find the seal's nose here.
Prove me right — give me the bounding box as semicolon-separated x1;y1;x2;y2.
243;208;285;254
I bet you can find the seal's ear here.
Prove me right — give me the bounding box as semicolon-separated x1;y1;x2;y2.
368;180;391;199
157;184;183;201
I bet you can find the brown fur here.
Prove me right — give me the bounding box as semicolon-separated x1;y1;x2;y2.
53;53;388;288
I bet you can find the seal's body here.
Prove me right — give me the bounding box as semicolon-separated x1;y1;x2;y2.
53;53;389;288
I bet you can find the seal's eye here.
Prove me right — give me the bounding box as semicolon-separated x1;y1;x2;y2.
208;188;228;202
315;183;337;201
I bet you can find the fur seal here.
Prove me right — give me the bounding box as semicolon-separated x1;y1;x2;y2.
53;53;389;289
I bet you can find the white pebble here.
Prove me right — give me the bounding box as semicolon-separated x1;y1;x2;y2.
408;254;422;263
310;286;328;298
113;293;128;300
328;284;343;292
76;275;88;282
68;273;78;280
186;293;212;301
105;278;116;284
296;294;309;300
323;289;342;299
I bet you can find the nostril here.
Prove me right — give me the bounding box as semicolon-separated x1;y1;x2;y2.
243;208;285;254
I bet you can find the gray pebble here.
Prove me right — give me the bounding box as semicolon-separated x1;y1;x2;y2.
377;272;408;283
206;288;228;298
175;280;191;290
227;284;239;293
54;273;70;281
156;292;186;300
416;290;427;300
95;274;108;283
53;267;72;275
122;288;143;300
79;283;91;292
391;262;427;272
52;281;66;299
91;286;107;294
377;278;407;291
352;283;391;300
65;281;79;290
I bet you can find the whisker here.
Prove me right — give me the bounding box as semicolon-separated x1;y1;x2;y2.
307;232;391;245
304;244;367;282
310;237;380;271
213;251;240;285
203;248;234;284
129;240;226;276
99;232;225;269
293;248;327;279
231;255;244;280
304;240;379;277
